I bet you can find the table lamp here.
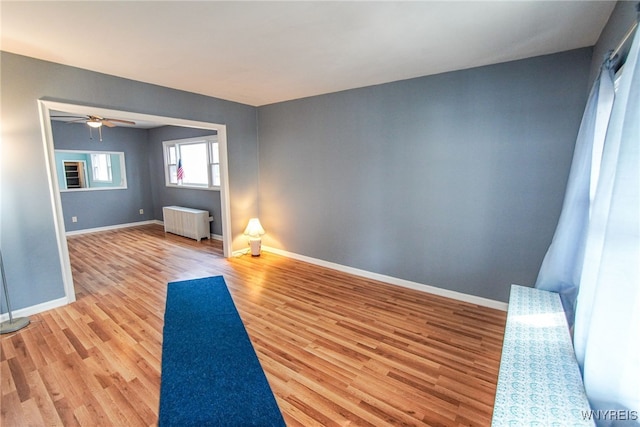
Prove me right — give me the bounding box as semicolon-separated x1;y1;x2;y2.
244;218;265;256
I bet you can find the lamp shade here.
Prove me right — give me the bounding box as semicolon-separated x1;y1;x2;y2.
243;218;265;238
87;119;102;128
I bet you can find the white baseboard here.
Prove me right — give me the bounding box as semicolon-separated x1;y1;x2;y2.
67;220;223;241
12;234;505;325
261;246;508;311
0;296;69;323
11;223;218;322
66;220;162;236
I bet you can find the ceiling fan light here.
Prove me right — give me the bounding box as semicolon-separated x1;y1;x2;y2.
87;120;102;128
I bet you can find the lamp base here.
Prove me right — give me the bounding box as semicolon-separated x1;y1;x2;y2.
249;238;262;256
0;317;30;334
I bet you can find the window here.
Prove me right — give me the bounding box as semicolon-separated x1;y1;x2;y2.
91;153;112;182
55;150;127;191
163;135;220;189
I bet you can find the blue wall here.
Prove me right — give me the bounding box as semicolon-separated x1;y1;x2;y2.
50;121;224;236
4;14;628;312
257;48;592;303
52;121;154;231
0;52;258;312
148;126;223;236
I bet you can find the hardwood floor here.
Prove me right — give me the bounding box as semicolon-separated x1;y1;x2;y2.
1;224;506;426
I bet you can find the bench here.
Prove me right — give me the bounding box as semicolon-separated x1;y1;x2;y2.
492;285;595;426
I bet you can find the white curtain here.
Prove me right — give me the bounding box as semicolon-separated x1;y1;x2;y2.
534;58;615;327
573;23;640;425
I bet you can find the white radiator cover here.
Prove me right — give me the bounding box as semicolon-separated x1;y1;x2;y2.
162;206;210;242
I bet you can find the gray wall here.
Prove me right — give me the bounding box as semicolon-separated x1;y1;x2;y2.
3;2;633;314
257;48;593;303
52;121;155;232
0;52;258;312
148;126;223;236
53;122;225;236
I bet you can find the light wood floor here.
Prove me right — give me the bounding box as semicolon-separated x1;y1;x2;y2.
1;224;506;426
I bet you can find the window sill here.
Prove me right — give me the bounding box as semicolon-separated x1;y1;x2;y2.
166;184;220;191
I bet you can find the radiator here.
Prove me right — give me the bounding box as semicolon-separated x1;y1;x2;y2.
162;206;210;242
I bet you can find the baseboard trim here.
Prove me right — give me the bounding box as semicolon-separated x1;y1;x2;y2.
66;220;162;236
14;236;505;324
261;246;508;311
14;223;219;321
0;296;69;323
66;221;224;242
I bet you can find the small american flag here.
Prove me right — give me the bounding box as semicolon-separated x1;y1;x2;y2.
177;159;184;182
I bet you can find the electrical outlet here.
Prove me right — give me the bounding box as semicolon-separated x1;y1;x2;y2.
139;209;144;215
72;216;78;223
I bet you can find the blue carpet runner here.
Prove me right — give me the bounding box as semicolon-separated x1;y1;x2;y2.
158;276;285;426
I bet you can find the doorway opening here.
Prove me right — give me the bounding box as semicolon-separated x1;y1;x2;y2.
38;100;233;304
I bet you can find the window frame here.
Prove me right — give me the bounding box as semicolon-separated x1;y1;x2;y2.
90;153;113;183
163;135;220;190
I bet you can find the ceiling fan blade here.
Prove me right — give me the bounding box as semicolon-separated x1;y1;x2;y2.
65;118;90;124
51;115;89;124
101;120;117;128
105;118;136;126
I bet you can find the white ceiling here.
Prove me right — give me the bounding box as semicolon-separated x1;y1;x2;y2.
1;1;616;107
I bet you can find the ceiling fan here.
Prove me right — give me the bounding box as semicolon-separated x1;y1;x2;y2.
51;114;136;128
50;114;136;141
